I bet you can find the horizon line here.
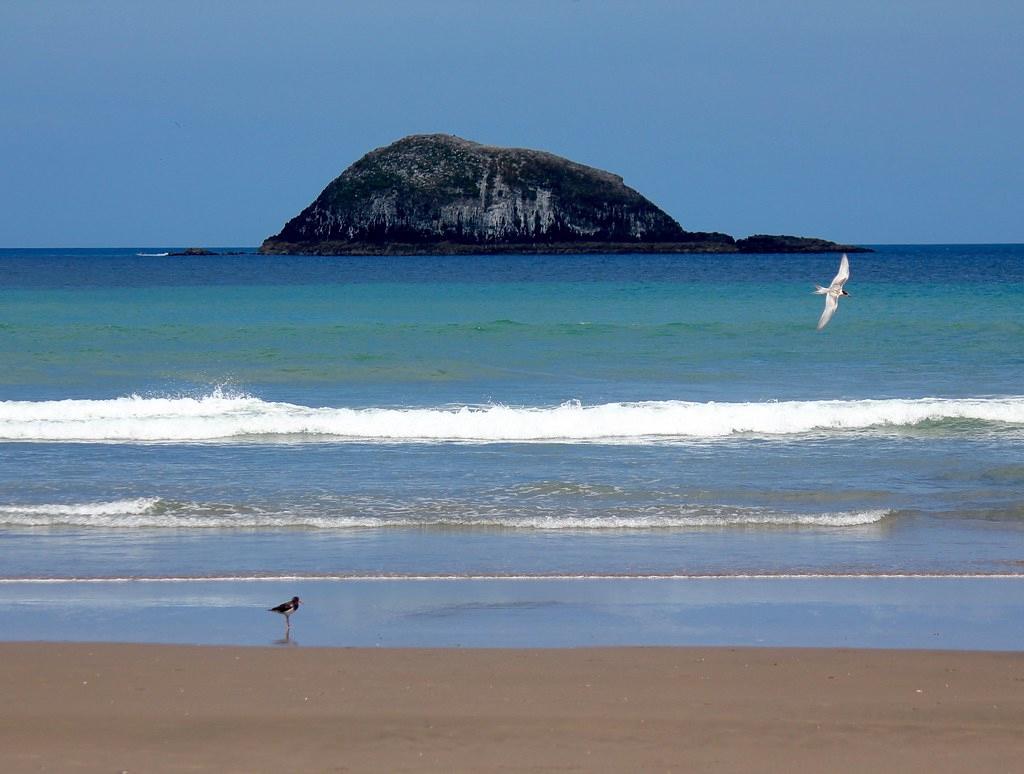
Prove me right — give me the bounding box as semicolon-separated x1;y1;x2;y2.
1;242;1023;251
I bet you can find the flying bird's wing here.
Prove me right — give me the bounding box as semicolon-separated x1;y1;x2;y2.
817;293;839;330
829;253;850;291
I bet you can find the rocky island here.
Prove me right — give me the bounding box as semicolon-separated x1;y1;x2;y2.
261;135;869;255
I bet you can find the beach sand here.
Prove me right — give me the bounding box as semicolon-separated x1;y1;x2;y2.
1;644;1021;772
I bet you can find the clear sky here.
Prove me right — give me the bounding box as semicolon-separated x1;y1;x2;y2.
2;1;1021;247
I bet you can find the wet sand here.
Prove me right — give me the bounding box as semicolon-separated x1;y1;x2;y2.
1;643;1021;773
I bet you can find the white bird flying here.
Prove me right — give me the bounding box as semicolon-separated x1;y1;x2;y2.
813;253;850;330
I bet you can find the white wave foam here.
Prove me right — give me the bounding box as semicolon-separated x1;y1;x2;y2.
0;498;160;518
0;393;1021;443
0;499;891;529
3;572;1022;583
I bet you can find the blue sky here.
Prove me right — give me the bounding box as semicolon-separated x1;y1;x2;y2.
1;1;1021;246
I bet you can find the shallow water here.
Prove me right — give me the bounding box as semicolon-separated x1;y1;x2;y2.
2;578;1022;650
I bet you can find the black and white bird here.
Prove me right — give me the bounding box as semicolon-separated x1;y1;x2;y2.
268;596;301;629
814;253;851;330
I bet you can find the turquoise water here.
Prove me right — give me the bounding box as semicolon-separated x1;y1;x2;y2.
0;246;1022;584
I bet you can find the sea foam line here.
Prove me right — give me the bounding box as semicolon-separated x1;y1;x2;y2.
1;393;1023;442
0;498;894;529
1;573;1022;583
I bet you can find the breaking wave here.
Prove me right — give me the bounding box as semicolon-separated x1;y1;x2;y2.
0;498;893;530
0;392;1022;443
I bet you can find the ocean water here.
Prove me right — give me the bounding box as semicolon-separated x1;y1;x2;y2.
0;245;1022;594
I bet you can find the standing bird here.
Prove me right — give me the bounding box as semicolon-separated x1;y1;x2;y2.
814;253;851;330
269;596;301;630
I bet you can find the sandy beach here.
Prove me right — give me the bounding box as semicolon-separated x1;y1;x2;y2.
2;643;1021;773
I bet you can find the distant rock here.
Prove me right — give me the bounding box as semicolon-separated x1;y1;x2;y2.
261;135;869;255
170;247;217;256
735;235;871;254
168;248;249;256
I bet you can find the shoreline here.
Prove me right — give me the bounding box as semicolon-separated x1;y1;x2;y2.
3;576;1023;651
3;643;1021;772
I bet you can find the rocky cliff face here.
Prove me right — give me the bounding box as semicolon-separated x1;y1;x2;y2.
261;135;734;254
